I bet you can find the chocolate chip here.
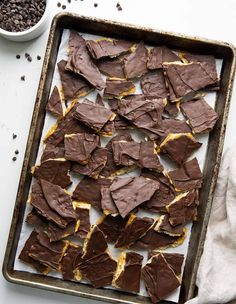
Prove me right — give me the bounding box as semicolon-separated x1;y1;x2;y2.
21;75;25;81
94;3;98;7
25;53;30;58
27;56;32;62
37;55;41;60
15;150;19;155
16;54;21;59
12;133;17;139
57;2;61;7
12;156;17;162
62;5;66;9
67;0;71;3
118;6;122;11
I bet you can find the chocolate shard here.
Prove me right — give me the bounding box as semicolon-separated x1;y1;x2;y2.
113;251;143;293
41;143;65;162
131;226;186;250
29;182;68;228
110;176;160;218
160;133;202;165
180;98;218;134
141;169;176;213
78;252;117;288
73;99;115;132
40;179;76;220
57;59;92;100
124;42;148;79
66;31;105;90
96;214;128;243
61;243;83;281
138;141;163;172
26;208;48;228
154;214;185;236
104;79;136;99
46;86;63;117
18;230;50;274
167;157;203;191
148;251;184;276
72;176;112;210
47;220;78;242
32;159;72;189
64;133;99;164
82;225;108;260
73;202;91;239
163;61;218;101
101;186;118;215
115;214;154;248
112;140;140;167
147;46;180;70
97;57;125;78
142;253;181;302
166;190;199;226
140;70;169;99
86;38;132;59
71;147;108;179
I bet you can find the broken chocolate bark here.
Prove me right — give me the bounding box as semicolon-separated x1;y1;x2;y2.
41;143;65;162
112;140;140;166
26;208;48;228
154;214;184;236
97;57;125;78
101;186;118;215
180;98;218;134
61;243;83;281
140;70;169;99
46;86;63;117
103;79;136;99
147;46;180;70
110;176;160;218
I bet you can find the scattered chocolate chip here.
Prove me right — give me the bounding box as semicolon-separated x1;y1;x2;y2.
16;54;21;59
12;156;17;162
116;2;122;10
12;133;17;139
21;75;25;81
94;3;98;7
25;53;30;58
67;0;71;3
37;55;41;60
57;2;61;7
62;4;66;9
27;56;32;62
15;150;19;155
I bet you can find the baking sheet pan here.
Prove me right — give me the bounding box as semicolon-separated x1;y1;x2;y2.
2;12;236;304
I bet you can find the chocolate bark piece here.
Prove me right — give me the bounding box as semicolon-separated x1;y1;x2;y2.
110;176;160;218
29;233;68;271
19;230;49;274
148;251;184;276
131;227;186;250
64;133;99;164
167;157;203;191
44;102;92;147
86;38;132;59
164;101;180;117
57;59;92;100
115;214;154;248
46;86;63;117
180;98;218;134
96;214;128;243
160;133;202;165
73;99;115;132
124;42;148;79
78;252;117;288
114;115;132;130
82;225;108;259
139;141;163;172
163;62;218;101
147;46;180;70
101;186;118;215
140;70;169;99
142;253;181;302
141;170;175;213
112;140;140;166
73;202;91;239
47;220;79;242
61;243;83;281
166;190;199;226
154;215;184;236
113;251;143;293
71;147;108;179
72;176;112;210
41;143;65;162
29;182;68;228
104;79;136;99
97;57;125;78
40;179;76;220
32;159;71;189
66;31;105;90
26;208;48;228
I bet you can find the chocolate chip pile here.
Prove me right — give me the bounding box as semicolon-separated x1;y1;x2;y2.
19;30;220;302
0;0;46;32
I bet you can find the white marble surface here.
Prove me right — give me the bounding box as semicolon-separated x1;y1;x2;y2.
0;0;236;303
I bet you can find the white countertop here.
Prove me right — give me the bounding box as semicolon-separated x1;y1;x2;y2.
0;1;236;303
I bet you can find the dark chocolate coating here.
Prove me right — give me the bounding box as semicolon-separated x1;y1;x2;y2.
57;59;92;100
124;42;148;79
168;157;203;191
66;31;105;90
64;133;99;164
86;38;132;59
97;57;125;78
115;252;143;293
164;101;179;117
47;221;77;242
180;98;218;134
76;207;90;239
140;70;169;98
156;215;184;236
142;253;180;302
79;252;117;288
61;244;83;281
83;226;108;259
147;46;180;70
26;208;48;228
73;99;113;131
46;86;63;117
139;141;163;172
110;176;160;218
112;140;140;166
115;216;154;248
41;143;65;162
104;79;135;98
101;186;118;215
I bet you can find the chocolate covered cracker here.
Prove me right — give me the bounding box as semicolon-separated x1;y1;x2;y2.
154;215;184;236
41;143;65;162
46;86;63;117
101;186;118;215
104;79;135;99
26;208;48;228
110;176;160;218
180;98;218;134
66;31;105;90
97;57;125;78
147;46;180;70
61;243;83;281
113;251;143;293
140;70;169;99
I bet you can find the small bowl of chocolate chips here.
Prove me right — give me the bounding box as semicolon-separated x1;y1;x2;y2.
0;0;49;42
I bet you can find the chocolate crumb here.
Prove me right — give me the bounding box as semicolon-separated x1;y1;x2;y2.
16;54;21;59
12;133;17;139
15;150;19;155
118;6;122;11
94;3;98;7
27;56;32;62
25;53;30;58
21;75;25;81
62;4;66;9
57;2;61;7
12;156;17;162
37;55;41;60
68;0;71;3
